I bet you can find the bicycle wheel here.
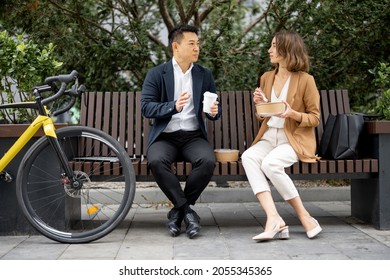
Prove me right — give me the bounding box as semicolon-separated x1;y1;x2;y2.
16;126;135;243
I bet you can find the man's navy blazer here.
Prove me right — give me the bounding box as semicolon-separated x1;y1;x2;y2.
141;59;222;149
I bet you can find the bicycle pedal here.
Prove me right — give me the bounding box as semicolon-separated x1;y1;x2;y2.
0;171;13;182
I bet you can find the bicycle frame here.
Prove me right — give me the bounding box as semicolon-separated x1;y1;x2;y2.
0;115;56;172
0;101;74;180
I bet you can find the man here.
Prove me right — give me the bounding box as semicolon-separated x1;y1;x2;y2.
141;24;221;238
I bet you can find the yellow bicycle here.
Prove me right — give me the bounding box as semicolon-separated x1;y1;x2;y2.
0;71;135;243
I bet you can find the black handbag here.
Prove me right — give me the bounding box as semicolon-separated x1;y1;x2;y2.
319;114;365;160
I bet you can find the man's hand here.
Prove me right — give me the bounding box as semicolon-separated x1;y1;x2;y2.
208;100;219;117
175;92;191;112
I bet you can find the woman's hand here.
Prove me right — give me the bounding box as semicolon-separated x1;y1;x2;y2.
253;87;268;104
277;101;303;122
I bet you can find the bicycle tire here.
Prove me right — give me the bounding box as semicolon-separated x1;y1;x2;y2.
15;126;135;243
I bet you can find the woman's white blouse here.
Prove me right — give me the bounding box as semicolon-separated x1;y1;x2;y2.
267;76;291;128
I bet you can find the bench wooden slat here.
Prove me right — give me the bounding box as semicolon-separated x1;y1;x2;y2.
371;159;379;173
132;160;140;175
100;92;110;155
94;92;104;132
127;92;135;156
301;162;310;174
336;90;346;114
328;90;338;116
103;92;112;153
346;160;354;173
81;93;98;155
319;160;327;173
220;162;228;175
113;162;121;176
111;92;120;142
175;162;184;175
134;92;143;156
328;160;336;173
341;89;350;113
310;161;319;174
185;162;192;174
293;163;300;174
229;161;239;176
140;161;148;175
337;160;345;173
221;92;230;147
86;92;96;130
228;91;238;149
119;92;127;149
80;92;88;128
355;160;362;173
235;91;246;153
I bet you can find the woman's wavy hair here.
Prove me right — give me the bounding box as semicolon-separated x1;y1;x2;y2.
273;31;310;72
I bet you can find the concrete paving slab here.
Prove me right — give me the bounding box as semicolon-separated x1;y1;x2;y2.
1;201;389;261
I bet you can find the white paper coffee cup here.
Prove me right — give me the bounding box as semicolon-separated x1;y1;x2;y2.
203;91;218;113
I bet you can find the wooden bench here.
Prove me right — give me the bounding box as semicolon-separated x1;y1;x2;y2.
80;90;390;230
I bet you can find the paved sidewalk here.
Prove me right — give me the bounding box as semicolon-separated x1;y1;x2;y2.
1;199;390;260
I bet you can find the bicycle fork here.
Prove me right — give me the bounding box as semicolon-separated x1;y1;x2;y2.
45;128;81;189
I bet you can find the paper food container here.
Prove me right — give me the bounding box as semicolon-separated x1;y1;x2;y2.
214;149;239;162
256;102;286;117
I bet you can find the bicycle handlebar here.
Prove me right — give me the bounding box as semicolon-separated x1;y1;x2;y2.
41;82;68;105
44;70;79;86
38;70;85;116
51;84;86;116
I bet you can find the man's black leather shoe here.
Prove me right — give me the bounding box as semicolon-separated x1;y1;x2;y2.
166;208;184;237
184;209;201;239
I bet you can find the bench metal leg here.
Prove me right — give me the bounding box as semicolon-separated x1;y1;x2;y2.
351;133;390;230
213;176;230;188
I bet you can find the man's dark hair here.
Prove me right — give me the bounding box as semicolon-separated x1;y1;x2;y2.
168;24;198;47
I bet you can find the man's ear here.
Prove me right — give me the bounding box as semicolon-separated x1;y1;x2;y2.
172;41;179;52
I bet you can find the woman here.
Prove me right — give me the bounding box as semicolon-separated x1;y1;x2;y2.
241;31;322;241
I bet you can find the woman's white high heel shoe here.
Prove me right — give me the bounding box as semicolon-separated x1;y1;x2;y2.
306;217;322;239
252;220;289;241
